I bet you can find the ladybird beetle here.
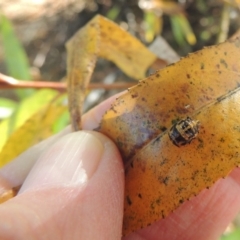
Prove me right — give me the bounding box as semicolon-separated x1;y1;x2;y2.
168;117;200;147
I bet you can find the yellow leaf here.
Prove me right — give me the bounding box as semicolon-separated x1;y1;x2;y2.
0;94;67;167
66;14;158;131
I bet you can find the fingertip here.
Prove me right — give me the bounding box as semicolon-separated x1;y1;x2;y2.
76;132;125;239
0;131;124;240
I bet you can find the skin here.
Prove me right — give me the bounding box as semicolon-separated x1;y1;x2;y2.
0;93;240;240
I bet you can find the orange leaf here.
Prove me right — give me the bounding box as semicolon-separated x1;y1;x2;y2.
99;38;240;162
123;87;240;235
98;38;240;235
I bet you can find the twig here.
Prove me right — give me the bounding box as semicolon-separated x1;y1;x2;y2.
0;73;135;91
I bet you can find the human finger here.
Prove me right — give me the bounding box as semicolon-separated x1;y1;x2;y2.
0;131;124;240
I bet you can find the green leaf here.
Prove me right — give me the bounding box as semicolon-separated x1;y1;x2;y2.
144;12;162;43
177;13;196;45
0;14;31;80
0;14;33;98
170;14;186;46
106;6;120;20
170;13;196;46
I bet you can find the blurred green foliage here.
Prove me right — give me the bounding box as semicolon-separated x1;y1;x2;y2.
0;14;33;98
0;14;69;140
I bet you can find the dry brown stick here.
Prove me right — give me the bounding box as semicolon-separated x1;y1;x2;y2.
0;73;135;91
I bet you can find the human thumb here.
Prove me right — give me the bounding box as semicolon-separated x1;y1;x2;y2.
0;131;124;240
